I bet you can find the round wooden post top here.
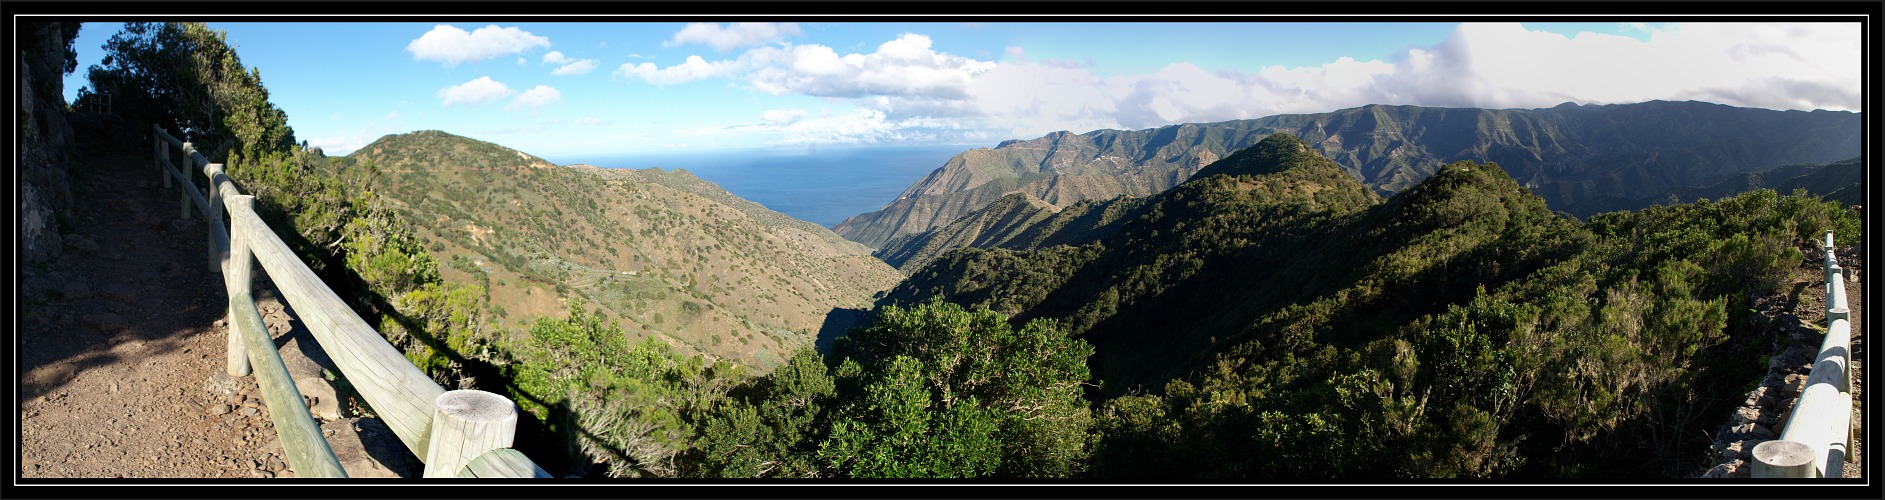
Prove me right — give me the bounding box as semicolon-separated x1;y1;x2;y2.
1751;440;1816;473
435;389;516;422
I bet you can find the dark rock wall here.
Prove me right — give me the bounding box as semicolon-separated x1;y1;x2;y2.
18;22;78;265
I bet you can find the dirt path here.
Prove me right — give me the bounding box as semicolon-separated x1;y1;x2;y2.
18;124;415;479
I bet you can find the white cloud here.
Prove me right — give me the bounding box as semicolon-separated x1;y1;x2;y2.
305;112;408;156
437;76;515;107
508;85;564;111
540;50;598;76
621;23;1862;148
550;59;598;76
759;108;808;125
664;22;802;52
626;33;996;100
961;61;1122;135
1004;46;1025;60
616;55;738;85
1328;22;1861;112
407;24;551;67
770;109;902;144
954;22;1858;137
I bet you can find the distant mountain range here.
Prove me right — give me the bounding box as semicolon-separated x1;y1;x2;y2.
343;131;904;371
877;153;1863;274
836;100;1860;249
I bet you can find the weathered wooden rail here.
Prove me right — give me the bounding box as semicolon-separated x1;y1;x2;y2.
153;125;551;478
1752;231;1857;478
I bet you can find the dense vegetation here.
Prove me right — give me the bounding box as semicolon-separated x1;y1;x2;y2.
883;134;1860;478
88;21;1861;478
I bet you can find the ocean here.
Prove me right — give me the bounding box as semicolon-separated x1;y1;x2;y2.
558;144;970;229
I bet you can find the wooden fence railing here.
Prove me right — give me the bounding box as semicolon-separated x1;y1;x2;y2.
153;125;551;478
1752;231;1856;478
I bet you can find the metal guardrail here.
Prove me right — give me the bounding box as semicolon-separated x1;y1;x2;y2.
1751;230;1856;478
152;125;550;478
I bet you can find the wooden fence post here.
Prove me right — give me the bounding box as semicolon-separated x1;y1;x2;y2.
1752;440;1817;478
225;195;255;377
207;163;225;272
457;449;553;478
158;135;171;189
152;130;163;187
423;390;519;478
179;143;199;220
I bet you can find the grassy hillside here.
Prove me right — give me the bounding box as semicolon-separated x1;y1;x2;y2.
344;130;903;372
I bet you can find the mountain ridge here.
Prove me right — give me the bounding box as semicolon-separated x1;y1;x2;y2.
835;100;1860;249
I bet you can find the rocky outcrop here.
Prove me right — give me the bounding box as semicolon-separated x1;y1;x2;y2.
18;22;79;265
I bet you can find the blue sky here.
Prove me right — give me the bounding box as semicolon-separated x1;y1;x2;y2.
62;20;1860;159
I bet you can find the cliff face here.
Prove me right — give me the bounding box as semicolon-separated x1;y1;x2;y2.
18;22;80;265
